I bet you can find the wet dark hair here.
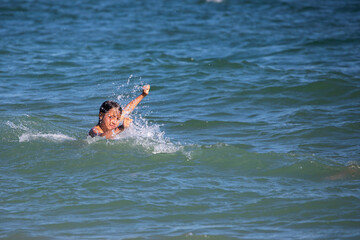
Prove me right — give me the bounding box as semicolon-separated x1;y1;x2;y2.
98;101;122;124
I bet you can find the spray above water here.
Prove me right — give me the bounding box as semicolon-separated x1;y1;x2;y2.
114;115;182;154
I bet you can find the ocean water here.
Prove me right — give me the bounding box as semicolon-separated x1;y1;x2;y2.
1;0;360;239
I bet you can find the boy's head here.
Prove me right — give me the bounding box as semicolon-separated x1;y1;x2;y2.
99;101;122;115
98;101;123;130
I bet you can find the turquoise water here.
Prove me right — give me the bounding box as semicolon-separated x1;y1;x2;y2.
1;0;360;239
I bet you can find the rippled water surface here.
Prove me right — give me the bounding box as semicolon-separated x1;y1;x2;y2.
1;0;360;239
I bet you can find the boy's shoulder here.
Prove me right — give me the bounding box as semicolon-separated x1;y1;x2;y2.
89;125;104;137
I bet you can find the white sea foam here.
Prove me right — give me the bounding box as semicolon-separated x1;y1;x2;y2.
87;122;189;156
6;121;29;131
206;0;224;3
19;133;76;142
6;120;75;142
115;116;182;154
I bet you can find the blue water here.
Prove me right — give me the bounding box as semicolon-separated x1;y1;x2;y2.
1;0;360;239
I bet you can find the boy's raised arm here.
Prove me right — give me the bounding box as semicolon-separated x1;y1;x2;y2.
120;85;150;121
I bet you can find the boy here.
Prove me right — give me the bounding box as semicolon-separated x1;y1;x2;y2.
89;85;150;139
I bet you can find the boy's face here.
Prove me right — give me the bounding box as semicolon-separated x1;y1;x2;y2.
100;108;121;131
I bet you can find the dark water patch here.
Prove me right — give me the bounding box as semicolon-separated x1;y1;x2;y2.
0;232;51;240
302;36;360;49
17;73;65;79
47;61;81;68
244;78;358;109
203;58;255;70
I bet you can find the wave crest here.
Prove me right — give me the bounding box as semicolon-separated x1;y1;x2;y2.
6;120;76;143
19;133;76;142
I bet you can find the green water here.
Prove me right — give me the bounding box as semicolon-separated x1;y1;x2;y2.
1;0;360;239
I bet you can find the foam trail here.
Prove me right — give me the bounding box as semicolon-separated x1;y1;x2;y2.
19;133;76;142
6;120;29;131
6;120;76;143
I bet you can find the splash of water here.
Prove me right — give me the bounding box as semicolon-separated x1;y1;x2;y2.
85;115;184;155
91;78;185;155
113;74;144;107
115;115;183;154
